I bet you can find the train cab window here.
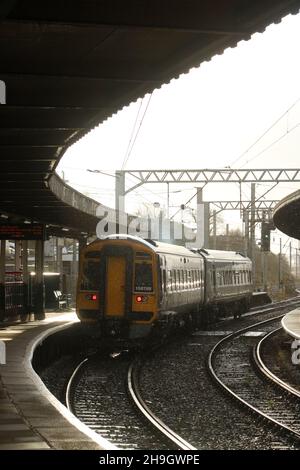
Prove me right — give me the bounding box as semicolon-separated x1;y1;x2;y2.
80;260;101;291
134;263;153;292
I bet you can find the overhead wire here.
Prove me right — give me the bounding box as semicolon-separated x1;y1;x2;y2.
229;95;300;168
120;98;143;171
240;120;300;168
121;92;153;170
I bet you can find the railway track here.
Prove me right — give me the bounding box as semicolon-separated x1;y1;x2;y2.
208;313;300;443
254;328;300;397
62;297;300;450
127;357;196;450
65;350;195;450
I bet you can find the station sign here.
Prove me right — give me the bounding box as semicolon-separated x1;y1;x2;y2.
0;224;45;240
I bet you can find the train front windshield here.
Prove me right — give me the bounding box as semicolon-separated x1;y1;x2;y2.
80;259;101;291
134;263;153;292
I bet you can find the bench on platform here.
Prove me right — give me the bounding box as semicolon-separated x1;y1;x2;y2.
53;290;68;310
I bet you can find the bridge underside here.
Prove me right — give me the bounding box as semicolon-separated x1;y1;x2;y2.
273;190;300;240
1;1;300;236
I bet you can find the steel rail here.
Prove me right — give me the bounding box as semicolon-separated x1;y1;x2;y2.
208;313;300;441
254;328;300;398
128;360;196;451
65;357;89;414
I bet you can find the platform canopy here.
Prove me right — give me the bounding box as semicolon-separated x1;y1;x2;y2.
273;190;300;240
1;0;300;237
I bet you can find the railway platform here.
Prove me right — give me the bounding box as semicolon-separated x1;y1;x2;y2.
281;308;300;339
0;311;112;450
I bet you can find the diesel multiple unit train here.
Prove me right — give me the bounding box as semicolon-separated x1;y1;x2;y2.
76;235;253;340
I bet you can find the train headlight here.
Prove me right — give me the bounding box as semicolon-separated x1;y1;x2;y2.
136;295;148;303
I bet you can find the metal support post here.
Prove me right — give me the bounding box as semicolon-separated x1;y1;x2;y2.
213;210;217;249
21;240;29;319
167;182;170;220
243;209;249;257
56;237;63;290
226;224;229;250
196;188;209;248
15;240;21;271
279;238;282;291
0;241;5;321
71;240;78;304
250;183;256;286
115;170;126;234
204;202;210;248
34;240;45;320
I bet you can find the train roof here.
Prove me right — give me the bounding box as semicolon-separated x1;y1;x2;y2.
198;248;251;263
100;235;200;257
87;235;251;263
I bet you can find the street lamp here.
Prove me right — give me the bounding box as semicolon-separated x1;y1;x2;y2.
86;169;116;178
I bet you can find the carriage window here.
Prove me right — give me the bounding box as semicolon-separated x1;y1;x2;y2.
167;269;172;290
135;263;153;292
163;269;167;292
177;270;180;289
191;270;194;288
183;270;187;288
80;260;101;291
173;269;177;291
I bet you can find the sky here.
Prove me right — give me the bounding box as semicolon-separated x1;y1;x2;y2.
57;12;300;259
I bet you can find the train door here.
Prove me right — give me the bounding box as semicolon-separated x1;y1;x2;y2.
100;245;133;318
105;256;126;316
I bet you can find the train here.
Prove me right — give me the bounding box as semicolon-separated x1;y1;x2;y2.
76;234;253;341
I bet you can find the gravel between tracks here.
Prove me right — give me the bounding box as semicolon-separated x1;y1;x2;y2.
139;314;300;450
259;328;300;393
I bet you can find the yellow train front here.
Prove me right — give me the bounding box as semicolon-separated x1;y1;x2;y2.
77;235;161;340
77;234;252;341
